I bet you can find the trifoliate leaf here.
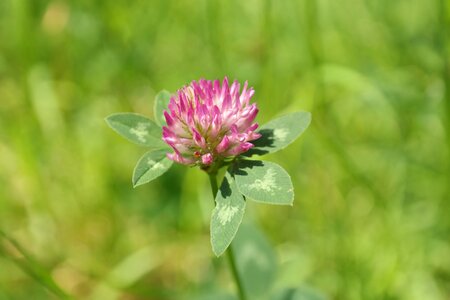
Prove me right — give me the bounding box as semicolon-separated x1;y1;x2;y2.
153;90;172;126
233;160;294;205
231;223;277;297
105;113;167;148
211;171;246;257
248;111;311;156
132;150;173;187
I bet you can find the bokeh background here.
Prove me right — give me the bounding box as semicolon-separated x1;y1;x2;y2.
1;0;449;299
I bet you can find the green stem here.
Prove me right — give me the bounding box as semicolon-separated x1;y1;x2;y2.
226;244;247;300
207;172;247;300
208;172;219;200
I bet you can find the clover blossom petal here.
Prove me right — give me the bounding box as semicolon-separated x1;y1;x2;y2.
162;77;261;167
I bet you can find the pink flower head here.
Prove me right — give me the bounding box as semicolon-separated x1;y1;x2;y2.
162;77;261;167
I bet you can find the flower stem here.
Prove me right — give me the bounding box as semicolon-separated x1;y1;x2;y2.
207;172;247;300
226;244;247;300
208;172;219;200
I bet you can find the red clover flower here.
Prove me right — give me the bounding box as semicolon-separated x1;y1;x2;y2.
162;77;261;168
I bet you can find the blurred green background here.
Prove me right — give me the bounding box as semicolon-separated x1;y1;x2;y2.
0;0;449;299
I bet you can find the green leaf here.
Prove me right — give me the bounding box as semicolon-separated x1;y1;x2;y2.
105;113;167;148
132;150;173;187
247;111;311;156
153;90;172;126
211;171;246;257
231;223;277;297
233;160;294;205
